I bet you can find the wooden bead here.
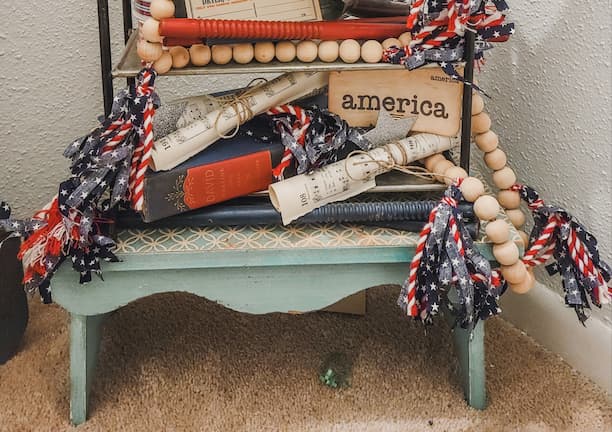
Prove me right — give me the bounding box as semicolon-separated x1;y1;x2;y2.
509;269;535;294
275;41;296;62
474;195;500;221
493;166;517;190
423;154;446;172
398;32;412;45
518;230;530;248
506;208;526;228
485;219;510;244
169;46;189;68
150;0;175;20
474;130;498;152
443;166;468;185
493;241;520;266
254;42;275;63
137;40;163;62
339;39;361;63
459;177;485;202
432;159;454;183
471;112;492;134
361;40;383;63
497;189;521;209
484;149;507;171
152;51;172;74
232;43;254;64
211;45;232;65
318;41;339;62
189;44;211;66
296;40;318;62
382;38;402;49
501;260;528;284
471;93;484;115
141;18;162;43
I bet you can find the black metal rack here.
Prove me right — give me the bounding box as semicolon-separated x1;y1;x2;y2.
95;0;474;172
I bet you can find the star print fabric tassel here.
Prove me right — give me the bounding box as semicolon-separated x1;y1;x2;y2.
511;184;611;323
8;68;158;302
397;182;505;328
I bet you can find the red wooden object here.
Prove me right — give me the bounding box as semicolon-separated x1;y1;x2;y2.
158;18;406;41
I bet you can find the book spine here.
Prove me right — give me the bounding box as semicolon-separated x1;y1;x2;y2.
141;150;275;222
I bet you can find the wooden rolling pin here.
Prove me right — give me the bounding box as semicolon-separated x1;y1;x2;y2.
158;18;407;41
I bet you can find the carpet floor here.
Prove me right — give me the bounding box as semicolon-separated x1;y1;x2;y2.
1;286;610;432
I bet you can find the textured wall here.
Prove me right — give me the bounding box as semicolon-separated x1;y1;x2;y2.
1;5;610;297
474;1;612;319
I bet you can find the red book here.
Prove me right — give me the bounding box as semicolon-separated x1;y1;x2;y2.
142;117;284;222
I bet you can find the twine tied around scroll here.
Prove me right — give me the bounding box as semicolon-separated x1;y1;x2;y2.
344;142;454;183
213;78;268;139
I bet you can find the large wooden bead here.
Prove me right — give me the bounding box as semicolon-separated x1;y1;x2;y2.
471;93;484;115
169;46;190;68
485;219;510;244
339;39;361;63
474;130;498;152
211;45;232;65
493;241;520;266
233;43;254;64
459;177;485;202
382;38;402;49
152;51;172;74
254;42;275;63
497;189;521;209
150;0;175;20
509;269;535;294
141;18;162;43
493;166;517;190
275;41;296;62
137;40;163;62
296;40;318;62
318;41;339;62
518;230;530;248
398;32;412;45
484;148;507;171
443;166;468;185
432;159;454;183
501;260;528;284
361;40;383;63
189;44;211;66
423;154;446;172
474;195;500;221
506;208;526;228
472;112;492;134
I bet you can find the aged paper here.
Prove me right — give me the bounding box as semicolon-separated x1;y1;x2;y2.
328;67;464;136
184;0;322;21
269;133;456;224
151;71;329;171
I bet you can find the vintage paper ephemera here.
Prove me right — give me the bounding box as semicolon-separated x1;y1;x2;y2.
269;133;456;224
328;67;464;137
184;0;322;21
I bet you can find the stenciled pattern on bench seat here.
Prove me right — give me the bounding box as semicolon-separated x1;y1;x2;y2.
115;223;421;254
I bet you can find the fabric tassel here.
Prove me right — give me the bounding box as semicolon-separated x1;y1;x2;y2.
511;184;611;323
266;104;372;180
8;68;159;301
398;181;505;328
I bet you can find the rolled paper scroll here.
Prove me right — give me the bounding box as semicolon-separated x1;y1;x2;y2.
158;18;406;42
151;71;328;171
269;133;456;224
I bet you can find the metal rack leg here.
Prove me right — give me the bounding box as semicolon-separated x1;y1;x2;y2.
459;31;476;172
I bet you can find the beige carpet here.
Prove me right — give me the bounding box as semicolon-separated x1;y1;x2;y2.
0;286;610;432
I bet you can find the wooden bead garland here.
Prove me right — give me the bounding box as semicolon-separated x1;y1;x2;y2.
189;44;211;66
493;166;517;190
169;46;190;68
339;39;362;63
150;0;175;20
233;43;254;64
485;219;510;244
254;42;276;63
152;51;172;74
484;148;507;170
275;41;296;63
211;45;232;65
296;40;318;62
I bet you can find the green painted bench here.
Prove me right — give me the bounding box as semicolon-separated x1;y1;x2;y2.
52;220;512;425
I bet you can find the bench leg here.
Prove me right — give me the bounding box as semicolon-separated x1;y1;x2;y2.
452;319;487;409
69;313;107;425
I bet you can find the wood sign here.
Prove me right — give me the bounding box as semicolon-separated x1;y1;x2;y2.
184;0;322;21
328;67;464;137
